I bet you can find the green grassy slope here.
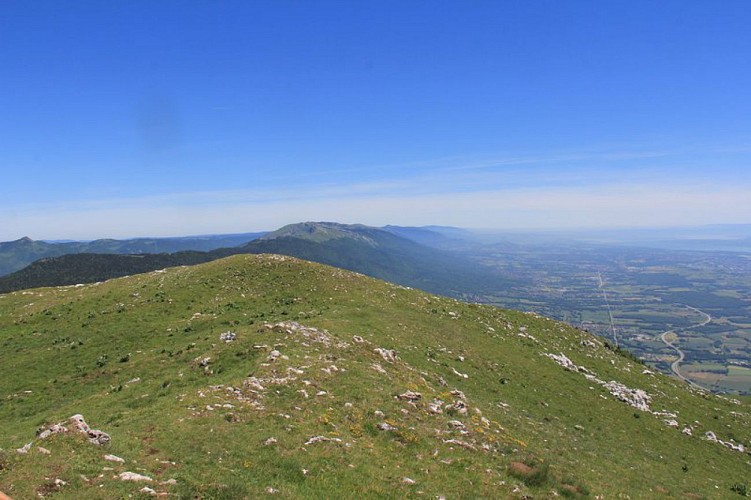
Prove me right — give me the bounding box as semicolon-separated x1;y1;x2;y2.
0;255;749;499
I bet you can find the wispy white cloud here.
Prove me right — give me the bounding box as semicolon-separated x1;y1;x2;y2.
237;143;751;199
4;141;750;240
3;177;749;240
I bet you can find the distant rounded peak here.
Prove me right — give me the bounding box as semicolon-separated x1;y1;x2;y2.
289;221;368;231
262;221;379;243
16;236;34;243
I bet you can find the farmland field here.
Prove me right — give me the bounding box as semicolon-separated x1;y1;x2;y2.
461;241;751;394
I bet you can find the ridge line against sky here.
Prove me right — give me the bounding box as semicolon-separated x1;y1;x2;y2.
2;1;750;240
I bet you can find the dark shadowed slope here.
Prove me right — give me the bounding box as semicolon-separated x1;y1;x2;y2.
241;222;512;298
0;233;265;276
0;252;220;293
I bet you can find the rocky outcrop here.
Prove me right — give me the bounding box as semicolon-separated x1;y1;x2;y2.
704;431;746;452
35;414;111;446
544;352;651;411
602;381;651;413
543;351;750;455
374;347;398;363
69;414;111;445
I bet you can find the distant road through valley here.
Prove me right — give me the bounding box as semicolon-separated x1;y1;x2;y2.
597;272;619;348
659;305;711;390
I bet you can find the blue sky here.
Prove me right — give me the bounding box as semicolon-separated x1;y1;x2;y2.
2;1;750;240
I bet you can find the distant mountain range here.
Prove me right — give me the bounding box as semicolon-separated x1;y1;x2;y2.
0;222;510;298
0;232;266;276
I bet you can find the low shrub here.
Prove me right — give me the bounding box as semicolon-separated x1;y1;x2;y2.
508;458;550;487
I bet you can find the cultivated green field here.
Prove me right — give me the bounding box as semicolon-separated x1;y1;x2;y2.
475;245;751;394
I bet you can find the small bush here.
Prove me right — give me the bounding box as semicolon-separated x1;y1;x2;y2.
559;477;591;498
394;429;419;446
731;483;748;497
508;458;550;487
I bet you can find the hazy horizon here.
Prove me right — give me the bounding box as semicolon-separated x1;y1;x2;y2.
4;221;751;245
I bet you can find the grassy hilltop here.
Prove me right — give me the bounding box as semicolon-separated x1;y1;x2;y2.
0;255;749;498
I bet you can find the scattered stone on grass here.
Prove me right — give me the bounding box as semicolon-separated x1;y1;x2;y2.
428;399;444;414
443;439;476;451
372;363;387;374
397;390;422;402
265;321;332;346
118;471;153;482
374;347;398;363
219;331;236;343
447;420;465;430
377;422;398;431
447;400;468;416
267;350;283;362
305;435;343;445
